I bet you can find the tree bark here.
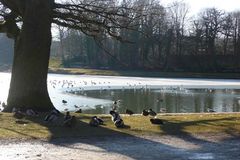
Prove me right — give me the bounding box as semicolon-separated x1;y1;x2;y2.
4;0;55;112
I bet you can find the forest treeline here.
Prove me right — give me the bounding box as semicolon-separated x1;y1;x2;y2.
51;0;240;72
0;1;239;72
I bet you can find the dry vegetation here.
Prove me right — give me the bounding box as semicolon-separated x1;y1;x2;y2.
0;112;240;140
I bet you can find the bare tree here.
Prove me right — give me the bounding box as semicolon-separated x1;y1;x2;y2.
167;1;189;55
199;8;225;70
0;0;143;112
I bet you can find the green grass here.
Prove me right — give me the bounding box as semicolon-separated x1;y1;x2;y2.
0;112;240;140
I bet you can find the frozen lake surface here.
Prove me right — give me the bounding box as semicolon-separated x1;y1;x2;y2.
1;72;240;113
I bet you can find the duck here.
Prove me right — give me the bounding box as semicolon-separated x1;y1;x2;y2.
113;101;117;105
26;109;38;116
157;98;163;102
75;108;82;113
114;118;124;128
89;116;104;127
110;110;121;122
207;108;215;112
148;109;157;117
64;111;71;121
13;111;25;119
150;118;164;125
64;116;76;127
160;108;167;113
12;108;25;119
112;101;118;111
74;105;79;108
125;109;134;115
109;110;124;128
44;109;60;122
96;117;104;125
62;100;67;104
2;102;6;108
89;116;99;127
142;109;149;116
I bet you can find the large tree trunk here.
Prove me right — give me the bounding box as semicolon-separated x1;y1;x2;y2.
4;0;54;112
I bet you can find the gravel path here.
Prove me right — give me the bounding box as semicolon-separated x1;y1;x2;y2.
0;134;239;160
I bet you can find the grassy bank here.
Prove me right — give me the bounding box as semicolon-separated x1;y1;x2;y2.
0;112;239;140
1;58;240;79
48;58;240;79
48;67;240;79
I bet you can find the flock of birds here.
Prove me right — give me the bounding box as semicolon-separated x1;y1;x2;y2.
48;78;160;96
8;99;165;128
0;91;219;130
1;76;239;131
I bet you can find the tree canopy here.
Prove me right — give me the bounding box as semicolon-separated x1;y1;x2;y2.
0;0;146;40
0;0;147;112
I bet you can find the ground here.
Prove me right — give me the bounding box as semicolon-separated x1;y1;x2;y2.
0;113;239;160
0;134;239;160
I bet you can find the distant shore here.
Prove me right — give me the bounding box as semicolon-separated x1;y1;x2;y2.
1;64;240;79
48;67;240;79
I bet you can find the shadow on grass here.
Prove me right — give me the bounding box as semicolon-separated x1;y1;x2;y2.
9;114;240;160
160;117;239;142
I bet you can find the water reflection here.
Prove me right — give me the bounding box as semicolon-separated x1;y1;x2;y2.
75;89;240;114
1;72;240;114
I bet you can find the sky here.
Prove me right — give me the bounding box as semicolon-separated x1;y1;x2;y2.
52;0;240;39
161;0;240;16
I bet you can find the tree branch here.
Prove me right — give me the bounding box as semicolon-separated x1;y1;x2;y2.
0;0;25;16
53;0;145;41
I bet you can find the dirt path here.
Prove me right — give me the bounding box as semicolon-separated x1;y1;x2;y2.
0;134;239;160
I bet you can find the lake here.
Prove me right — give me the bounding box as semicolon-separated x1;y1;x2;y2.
1;72;240;114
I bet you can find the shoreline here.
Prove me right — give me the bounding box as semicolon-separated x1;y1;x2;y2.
48;67;240;79
1;66;240;79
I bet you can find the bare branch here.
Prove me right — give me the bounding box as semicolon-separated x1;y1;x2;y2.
53;0;145;41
